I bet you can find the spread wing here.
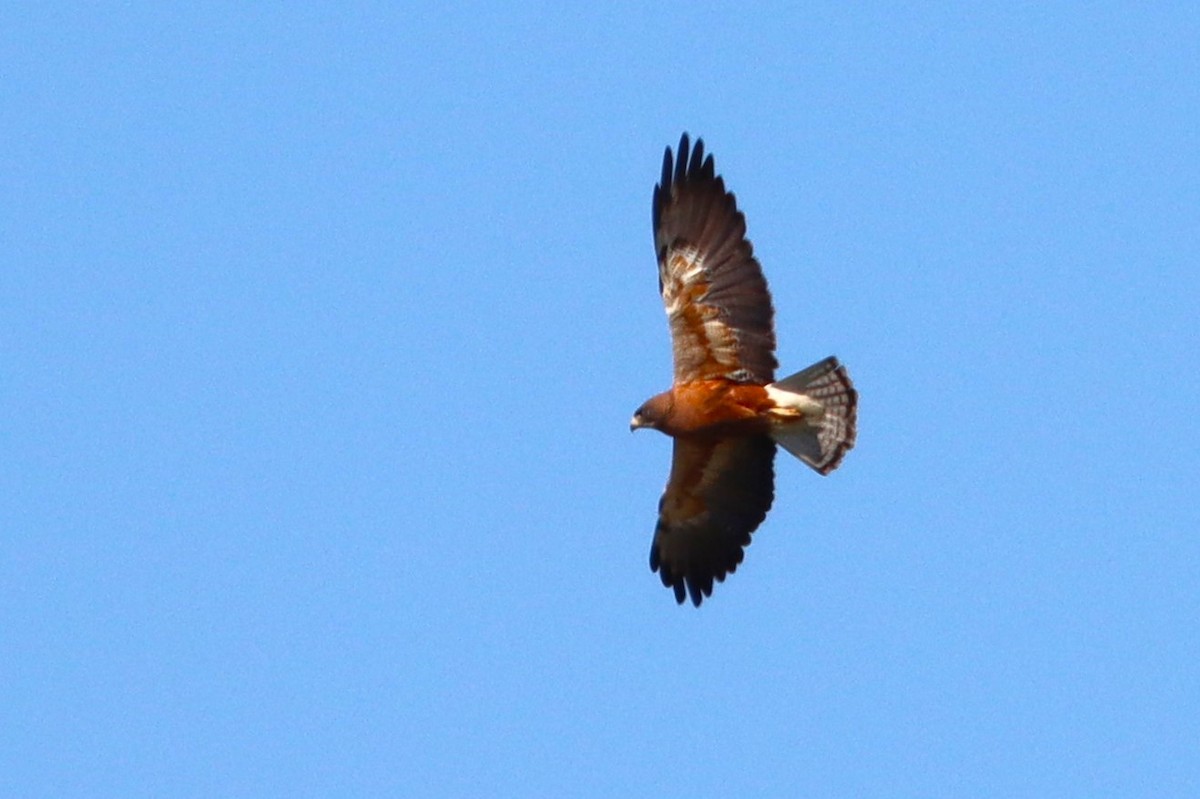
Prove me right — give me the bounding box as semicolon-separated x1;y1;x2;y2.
653;133;777;386
650;435;777;606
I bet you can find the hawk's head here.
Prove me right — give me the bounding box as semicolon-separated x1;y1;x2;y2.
630;392;674;433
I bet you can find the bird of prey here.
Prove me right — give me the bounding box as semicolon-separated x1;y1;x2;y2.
631;133;857;607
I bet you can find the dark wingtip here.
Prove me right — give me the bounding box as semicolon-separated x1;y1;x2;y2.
660;142;673;193
688;136;705;176
652;542;697;606
668;132;717;186
655;134;689;231
658;131;718;205
674;133;689;184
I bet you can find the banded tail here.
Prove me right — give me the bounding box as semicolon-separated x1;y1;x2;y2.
765;357;857;474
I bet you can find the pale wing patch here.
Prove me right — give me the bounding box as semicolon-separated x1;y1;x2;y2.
660;247;743;382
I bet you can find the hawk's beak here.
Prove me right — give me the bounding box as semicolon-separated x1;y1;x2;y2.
629;416;641;432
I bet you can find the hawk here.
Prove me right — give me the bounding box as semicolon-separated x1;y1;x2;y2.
631;133;857;606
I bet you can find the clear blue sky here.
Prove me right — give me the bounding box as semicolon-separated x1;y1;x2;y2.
3;4;1198;796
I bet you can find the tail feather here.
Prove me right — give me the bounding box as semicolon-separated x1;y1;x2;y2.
768;357;857;474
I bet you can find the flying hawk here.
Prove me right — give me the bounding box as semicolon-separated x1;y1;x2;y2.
631;133;857;606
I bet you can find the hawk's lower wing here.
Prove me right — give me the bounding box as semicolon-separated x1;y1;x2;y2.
650;435;776;606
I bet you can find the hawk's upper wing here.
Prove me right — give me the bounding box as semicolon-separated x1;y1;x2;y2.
653;133;777;386
650;435;777;606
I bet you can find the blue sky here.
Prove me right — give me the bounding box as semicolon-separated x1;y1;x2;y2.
3;3;1198;796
